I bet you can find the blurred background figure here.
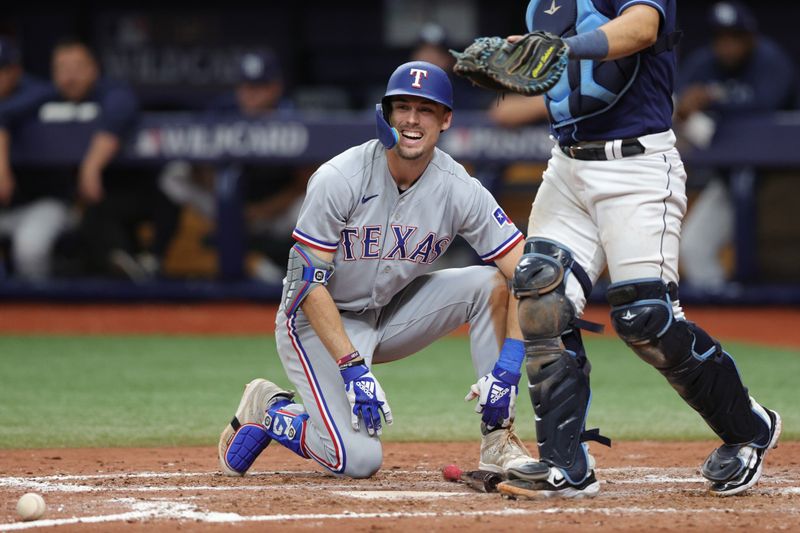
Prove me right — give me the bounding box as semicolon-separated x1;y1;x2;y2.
0;36;68;281
159;50;307;283
43;39;180;280
675;1;799;289
411;22;493;111
208;49;291;116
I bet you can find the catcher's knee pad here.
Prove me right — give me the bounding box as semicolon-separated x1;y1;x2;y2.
608;278;760;444
513;238;595;340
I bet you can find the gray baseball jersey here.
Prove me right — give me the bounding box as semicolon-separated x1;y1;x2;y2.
291;139;523;311
275;139;523;476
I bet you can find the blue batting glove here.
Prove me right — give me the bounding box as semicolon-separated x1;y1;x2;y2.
340;363;393;436
465;364;521;430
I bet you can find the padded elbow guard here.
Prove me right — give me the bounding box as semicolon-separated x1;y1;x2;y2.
282;243;335;317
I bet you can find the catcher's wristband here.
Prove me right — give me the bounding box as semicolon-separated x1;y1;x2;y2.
337;351;365;369
563;29;608;60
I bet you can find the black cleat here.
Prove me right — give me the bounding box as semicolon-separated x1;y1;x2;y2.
702;402;782;497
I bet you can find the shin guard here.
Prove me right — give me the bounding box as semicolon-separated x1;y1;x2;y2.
609;278;760;445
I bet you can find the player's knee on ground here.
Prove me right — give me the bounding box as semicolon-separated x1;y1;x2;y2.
607;278;761;444
339;433;383;479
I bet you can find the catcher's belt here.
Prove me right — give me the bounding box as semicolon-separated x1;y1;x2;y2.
559;138;645;161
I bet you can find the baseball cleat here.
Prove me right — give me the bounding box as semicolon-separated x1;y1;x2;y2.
218;378;294;476
479;426;548;478
702;401;782;497
498;467;600;500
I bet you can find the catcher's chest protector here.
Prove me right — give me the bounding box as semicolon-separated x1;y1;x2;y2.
526;0;639;128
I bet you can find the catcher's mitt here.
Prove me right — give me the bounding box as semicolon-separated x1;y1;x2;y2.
451;31;569;96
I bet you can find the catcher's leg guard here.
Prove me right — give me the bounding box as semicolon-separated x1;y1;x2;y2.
607;278;767;445
513;238;608;484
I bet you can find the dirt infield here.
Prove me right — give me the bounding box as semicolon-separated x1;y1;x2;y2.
1;304;798;530
1;442;798;531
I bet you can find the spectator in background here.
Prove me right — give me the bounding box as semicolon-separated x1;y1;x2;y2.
411;23;493;110
46;39;179;280
0;36;70;281
675;1;799;288
159;50;306;283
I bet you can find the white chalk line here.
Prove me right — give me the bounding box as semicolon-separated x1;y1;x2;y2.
2;498;799;531
1;467;797;529
332;490;473;500
1;467;796;494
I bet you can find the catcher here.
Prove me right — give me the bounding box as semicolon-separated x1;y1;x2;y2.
452;0;780;500
218;60;546;479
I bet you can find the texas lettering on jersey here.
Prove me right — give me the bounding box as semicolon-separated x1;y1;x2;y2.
340;224;450;264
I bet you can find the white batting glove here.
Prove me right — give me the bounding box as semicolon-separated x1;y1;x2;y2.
465;364;520;431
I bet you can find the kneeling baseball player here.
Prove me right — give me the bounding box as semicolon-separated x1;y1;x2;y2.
218;61;544;479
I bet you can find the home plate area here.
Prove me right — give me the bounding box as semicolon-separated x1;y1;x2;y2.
1;442;797;531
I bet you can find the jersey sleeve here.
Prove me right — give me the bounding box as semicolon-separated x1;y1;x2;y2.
458;179;523;263
97;83;139;137
291;164;355;253
612;0;668;20
0;77;54;130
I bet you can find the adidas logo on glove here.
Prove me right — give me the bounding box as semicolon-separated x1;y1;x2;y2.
356;380;376;399
490;384;509;404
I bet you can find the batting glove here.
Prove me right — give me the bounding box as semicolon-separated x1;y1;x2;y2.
340;363;393;436
465;364;520;430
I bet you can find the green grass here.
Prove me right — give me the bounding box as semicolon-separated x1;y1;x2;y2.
0;335;796;448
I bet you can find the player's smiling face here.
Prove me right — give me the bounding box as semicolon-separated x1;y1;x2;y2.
389;96;452;160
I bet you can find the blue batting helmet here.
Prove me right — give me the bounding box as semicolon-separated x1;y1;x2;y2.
376;61;453;148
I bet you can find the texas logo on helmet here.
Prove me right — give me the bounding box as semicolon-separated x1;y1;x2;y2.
409;68;428;88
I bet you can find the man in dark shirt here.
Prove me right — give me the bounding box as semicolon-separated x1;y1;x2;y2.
45;39;178;279
0;36;69;281
160;50;305;283
676;1;799;287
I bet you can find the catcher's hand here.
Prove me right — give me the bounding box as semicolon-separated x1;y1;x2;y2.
340;362;393;436
465;364;520;431
451;31;569;96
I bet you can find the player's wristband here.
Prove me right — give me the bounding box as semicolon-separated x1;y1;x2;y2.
337;351;364;369
563;29;609;60
495;338;525;375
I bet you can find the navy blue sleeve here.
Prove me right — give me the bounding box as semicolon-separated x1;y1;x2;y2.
0;76;55;130
676;48;716;93
749;40;799;112
96;81;139;137
712;40;799;113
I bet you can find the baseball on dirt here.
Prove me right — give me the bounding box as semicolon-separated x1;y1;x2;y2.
442;464;463;482
16;492;46;521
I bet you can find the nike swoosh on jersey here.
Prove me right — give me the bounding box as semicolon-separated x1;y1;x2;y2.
361;194;379;204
